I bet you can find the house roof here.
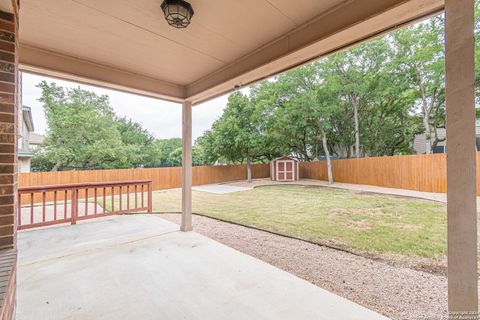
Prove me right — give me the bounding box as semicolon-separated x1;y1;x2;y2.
22;106;34;132
29;132;45;145
17;0;444;104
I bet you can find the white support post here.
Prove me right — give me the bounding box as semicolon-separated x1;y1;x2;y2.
445;0;478;315
181;100;193;232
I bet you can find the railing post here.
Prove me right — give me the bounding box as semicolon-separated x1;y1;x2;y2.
71;188;78;225
147;181;153;213
17;193;21;228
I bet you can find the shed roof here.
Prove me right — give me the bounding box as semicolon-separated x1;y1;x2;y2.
272;156;299;162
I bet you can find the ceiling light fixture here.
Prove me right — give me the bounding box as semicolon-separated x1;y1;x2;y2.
161;0;194;29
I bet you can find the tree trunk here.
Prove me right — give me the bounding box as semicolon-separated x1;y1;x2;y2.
321;130;333;185
51;161;62;172
418;71;434;154
352;94;361;158
423;113;432;154
246;153;252;183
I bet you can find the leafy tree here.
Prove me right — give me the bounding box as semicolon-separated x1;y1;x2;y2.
197;92;272;182
37;81;129;170
33;82;190;171
272;63;337;183
168;147;182;166
116;117;156;166
153;138;182;165
391;16;445;154
166;144;207;167
319;38;391;157
30;148;55;172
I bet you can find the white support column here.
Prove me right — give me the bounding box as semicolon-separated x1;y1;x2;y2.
181;100;193;232
445;0;478;315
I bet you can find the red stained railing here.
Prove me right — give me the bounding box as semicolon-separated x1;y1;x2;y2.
17;180;153;230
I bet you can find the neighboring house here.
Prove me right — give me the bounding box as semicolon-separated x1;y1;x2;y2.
413;118;480;154
18;106;44;172
29;132;45;148
412;128;447;154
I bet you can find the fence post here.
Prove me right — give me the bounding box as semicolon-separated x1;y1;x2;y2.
147;181;153;213
71;188;78;225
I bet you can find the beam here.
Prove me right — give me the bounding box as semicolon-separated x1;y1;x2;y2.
187;0;444;105
181;100;193;232
19;45;186;103
445;0;478;315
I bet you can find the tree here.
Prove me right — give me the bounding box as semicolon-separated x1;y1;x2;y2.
153;138;182;165
253;64;336;183
263;72;321;162
166;144;208;167
116;117;156;167
391;16;445;154
197;92;270;182
319;38;391;158
37;81;130;170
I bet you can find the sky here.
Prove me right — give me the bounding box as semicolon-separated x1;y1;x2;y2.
21;72;233;141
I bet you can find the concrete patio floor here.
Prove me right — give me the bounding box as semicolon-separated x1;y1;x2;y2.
17;215;388;320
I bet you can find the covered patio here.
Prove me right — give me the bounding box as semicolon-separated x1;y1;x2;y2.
0;0;476;319
16;214;387;320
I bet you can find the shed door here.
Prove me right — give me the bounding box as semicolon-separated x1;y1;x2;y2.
285;161;293;180
277;160;294;181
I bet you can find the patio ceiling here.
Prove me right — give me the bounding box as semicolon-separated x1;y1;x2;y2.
18;0;443;104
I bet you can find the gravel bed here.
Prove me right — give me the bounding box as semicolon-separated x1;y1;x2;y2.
161;213;447;320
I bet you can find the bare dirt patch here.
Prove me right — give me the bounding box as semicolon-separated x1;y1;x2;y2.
327;208;351;216
328;208;385;217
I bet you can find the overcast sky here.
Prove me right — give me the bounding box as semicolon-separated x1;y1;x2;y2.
21;72;232;141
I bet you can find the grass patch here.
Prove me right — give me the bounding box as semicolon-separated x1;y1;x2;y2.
153;185;449;266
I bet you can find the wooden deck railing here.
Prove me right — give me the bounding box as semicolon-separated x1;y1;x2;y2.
17;180;153;230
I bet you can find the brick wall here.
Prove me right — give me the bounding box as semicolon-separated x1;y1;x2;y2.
0;6;18;320
0;250;16;320
0;9;17;249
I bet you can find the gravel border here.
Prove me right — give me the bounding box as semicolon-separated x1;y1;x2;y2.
161;213;447;320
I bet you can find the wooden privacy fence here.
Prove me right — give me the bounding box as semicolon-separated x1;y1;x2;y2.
19;163;271;196
19;153;467;202
300;153;450;194
18;180;153;230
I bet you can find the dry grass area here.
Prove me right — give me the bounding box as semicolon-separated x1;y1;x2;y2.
152;184;448;273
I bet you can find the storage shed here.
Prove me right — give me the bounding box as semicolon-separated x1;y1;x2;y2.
270;156;300;182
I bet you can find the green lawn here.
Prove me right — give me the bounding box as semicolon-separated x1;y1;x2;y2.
152;185;448;266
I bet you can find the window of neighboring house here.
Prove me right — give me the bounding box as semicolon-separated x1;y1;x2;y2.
432;145;446;154
476;117;480;127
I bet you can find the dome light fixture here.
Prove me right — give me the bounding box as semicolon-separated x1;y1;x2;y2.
161;0;194;29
